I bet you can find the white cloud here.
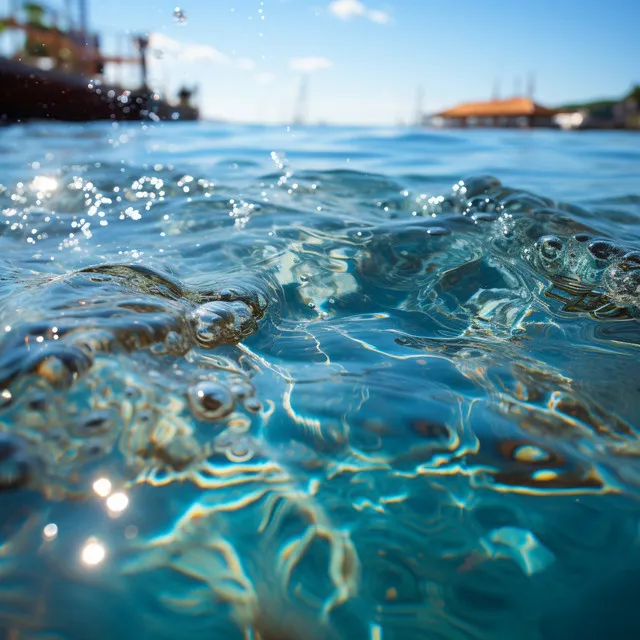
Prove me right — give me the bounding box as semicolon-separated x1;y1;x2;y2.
329;0;366;19
367;9;390;24
181;44;227;63
328;0;389;24
236;57;257;71
289;56;333;73
149;33;228;64
150;33;181;55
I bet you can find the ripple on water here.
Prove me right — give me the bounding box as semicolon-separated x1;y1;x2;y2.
0;137;639;640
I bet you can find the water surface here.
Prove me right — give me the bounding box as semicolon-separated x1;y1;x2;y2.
0;123;639;640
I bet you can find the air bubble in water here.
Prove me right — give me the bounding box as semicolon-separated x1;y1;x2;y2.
165;330;189;356
603;252;640;306
587;240;625;268
532;235;565;274
191;301;257;348
187;381;235;422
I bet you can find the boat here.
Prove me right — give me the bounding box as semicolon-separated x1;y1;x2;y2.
0;1;199;123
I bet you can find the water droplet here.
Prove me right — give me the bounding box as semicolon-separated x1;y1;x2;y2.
172;6;187;23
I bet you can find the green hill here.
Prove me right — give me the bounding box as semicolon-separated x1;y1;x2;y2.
558;85;640;115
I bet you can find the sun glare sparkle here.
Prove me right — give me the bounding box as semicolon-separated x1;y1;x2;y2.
106;492;129;513
81;540;106;566
92;477;112;497
31;176;58;192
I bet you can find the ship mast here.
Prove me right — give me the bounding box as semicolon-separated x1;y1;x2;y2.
135;35;149;89
78;0;88;43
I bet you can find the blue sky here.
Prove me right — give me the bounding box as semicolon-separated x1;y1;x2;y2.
6;0;640;123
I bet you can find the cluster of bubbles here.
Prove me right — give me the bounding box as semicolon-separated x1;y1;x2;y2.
0;263;271;495
346;175;639;317
527;234;639;305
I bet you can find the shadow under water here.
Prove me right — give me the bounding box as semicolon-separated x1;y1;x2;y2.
0;153;639;640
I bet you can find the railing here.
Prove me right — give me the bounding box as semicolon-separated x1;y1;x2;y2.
1;1;140;78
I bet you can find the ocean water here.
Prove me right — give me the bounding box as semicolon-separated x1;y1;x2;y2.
0;123;639;640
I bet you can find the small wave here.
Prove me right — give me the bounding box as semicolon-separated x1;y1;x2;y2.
0;128;639;639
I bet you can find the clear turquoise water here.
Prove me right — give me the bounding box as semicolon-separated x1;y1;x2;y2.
0;123;639;640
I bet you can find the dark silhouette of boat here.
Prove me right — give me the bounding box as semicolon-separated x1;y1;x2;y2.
0;1;199;123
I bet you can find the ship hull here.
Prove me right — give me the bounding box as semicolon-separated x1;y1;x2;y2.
0;58;198;123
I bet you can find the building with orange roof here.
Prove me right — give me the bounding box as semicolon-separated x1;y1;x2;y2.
433;97;557;128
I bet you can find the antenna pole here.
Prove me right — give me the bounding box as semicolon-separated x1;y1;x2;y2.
492;78;501;100
513;76;522;97
527;72;536;100
293;75;308;125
